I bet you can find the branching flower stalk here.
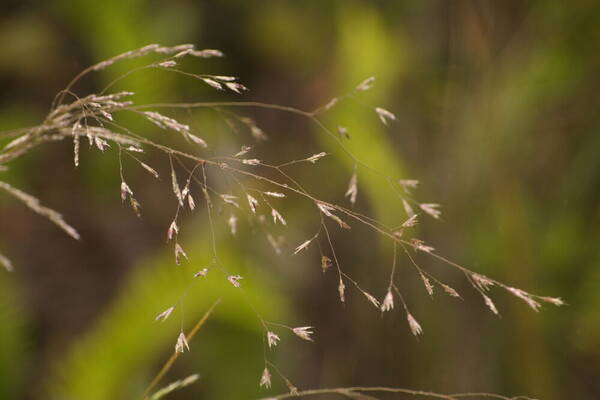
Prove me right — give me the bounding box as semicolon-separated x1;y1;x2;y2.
0;44;564;396
258;387;539;400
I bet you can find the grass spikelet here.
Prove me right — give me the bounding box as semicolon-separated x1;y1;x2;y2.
375;107;396;125
227;275;243;288
174;243;188;265
345;168;358;206
293;238;313;255
355;76;375;92
155;306;175;322
306;152;327;164
0;181;80;240
228;214;237;234
406;313;423;336
267;331;280;348
320;256;332;273
175;332;190;353
247;194;259;213
338;277;346;303
170;167;184;206
317;202;350;229
381;289;394;312
271;208;287;226
483;294;500;316
0;251;14;272
260;367;272;389
292;326;314;342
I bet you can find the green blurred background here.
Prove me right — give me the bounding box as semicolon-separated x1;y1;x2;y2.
1;1;599;399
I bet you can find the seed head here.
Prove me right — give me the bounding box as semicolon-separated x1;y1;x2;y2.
175;332;190;353
175;243;188;265
260;367;272;389
167;220;179;241
345;170;358;206
247;194;259;213
120;181;133;202
228;275;243;288
265;191;285;198
381;289;394;312
155;306;175;322
194;268;209;278
402;199;415;218
362;291;380;308
419;203;442;219
483;294;499;316
271;208;287;226
158;60;177;68
292;326;314;342
399;179;419;192
306;152;327;163
293;239;313;255
228;214;238;235
338;278;346;303
321;256;332;273
356;76;375;92
221;194;240;208
407;313;423;336
375;107;396;126
267;331;280;348
234;145;252;158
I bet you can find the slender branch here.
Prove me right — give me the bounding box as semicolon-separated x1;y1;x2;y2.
142;298;221;399
260;387;535;400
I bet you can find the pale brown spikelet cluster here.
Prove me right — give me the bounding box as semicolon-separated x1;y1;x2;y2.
337;125;350;139
260;367;272;389
507;287;542;311
441;284;461;298
483;295;499;315
0;181;80;240
265;191;285;198
306;152;327;163
0;44;566;397
247;194;259;213
242;158;261;166
175;332;190;353
317;202;350;229
338;278;346;303
0;251;14;272
293;238;313;255
381;289;394;312
419;203;442;219
227;275;243;288
402;198;415;218
345;169;358;206
234;145;252;157
221;194;240;208
271;208;287;226
321;255;332;273
193;268;209;278
356;76;376;92
362;291;381;308
155;306;175;322
267;331;280;348
399;179;419;192
406;313;423;336
292;326;314;341
375;107;396;125
174;243;188;265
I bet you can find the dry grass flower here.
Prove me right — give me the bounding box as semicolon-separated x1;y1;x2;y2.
0;43;564;399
